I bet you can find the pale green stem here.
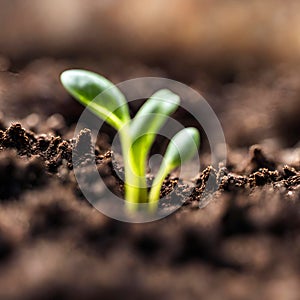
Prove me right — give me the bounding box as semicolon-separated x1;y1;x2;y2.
148;163;171;212
134;145;148;203
119;129;148;211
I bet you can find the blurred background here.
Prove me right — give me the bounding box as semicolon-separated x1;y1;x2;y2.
0;0;299;150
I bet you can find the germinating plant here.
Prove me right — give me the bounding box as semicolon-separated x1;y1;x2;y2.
60;70;200;211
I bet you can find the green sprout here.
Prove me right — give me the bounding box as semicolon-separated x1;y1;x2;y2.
60;70;200;212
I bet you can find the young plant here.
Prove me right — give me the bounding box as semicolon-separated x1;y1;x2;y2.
60;70;200;211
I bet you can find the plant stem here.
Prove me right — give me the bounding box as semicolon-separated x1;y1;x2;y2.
119;129;148;211
134;146;148;203
148;164;170;212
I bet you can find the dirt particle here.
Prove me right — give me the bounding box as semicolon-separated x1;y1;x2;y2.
247;145;276;173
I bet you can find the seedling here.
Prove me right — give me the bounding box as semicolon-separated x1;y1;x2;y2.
61;70;200;211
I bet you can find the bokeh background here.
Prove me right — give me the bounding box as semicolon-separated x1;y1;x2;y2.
0;0;299;152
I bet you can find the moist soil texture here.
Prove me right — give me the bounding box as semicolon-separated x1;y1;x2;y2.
0;57;299;300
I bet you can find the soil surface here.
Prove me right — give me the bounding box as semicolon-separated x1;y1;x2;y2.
0;56;299;300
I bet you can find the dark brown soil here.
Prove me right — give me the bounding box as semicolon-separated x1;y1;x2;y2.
0;54;299;300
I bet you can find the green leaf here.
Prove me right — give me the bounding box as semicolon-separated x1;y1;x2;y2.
60;69;130;130
149;127;200;212
130;89;180;148
148;127;200;210
129;89;180;180
163;127;200;169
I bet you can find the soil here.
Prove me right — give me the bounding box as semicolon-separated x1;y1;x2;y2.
0;56;299;300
